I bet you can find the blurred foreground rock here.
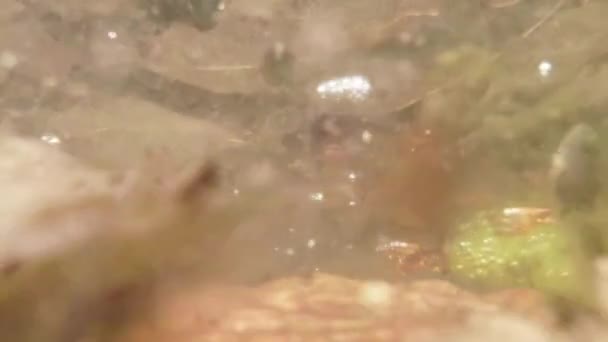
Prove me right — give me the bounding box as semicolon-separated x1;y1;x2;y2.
0;133;239;341
121;273;559;342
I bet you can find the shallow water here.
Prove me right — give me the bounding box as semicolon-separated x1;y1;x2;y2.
1;0;608;297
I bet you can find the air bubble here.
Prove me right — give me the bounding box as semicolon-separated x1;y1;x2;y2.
538;60;552;77
40;134;61;145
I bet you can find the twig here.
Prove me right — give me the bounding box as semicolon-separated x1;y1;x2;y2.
521;0;567;38
392;86;444;113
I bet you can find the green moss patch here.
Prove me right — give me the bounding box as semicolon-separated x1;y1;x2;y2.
446;210;595;307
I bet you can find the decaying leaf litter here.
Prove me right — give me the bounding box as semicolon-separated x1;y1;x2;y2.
1;0;608;341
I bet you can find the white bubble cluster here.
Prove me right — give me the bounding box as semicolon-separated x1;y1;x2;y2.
309;192;324;202
316;75;372;102
40;134;61;146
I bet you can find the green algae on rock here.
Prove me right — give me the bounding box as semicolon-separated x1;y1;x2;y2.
445;208;595;307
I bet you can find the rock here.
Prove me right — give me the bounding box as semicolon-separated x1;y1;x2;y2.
550;123;600;214
144;0;223;31
0;132;236;342
119;274;557;341
86;17;143;84
0;0;25;22
32;95;239;169
0;133;110;236
35;0;136;18
594;257;608;316
144;18;268;94
0;16;83;89
451;313;557;342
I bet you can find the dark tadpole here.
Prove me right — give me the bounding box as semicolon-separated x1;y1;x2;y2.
550;123;600;215
261;42;295;86
174;161;220;204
